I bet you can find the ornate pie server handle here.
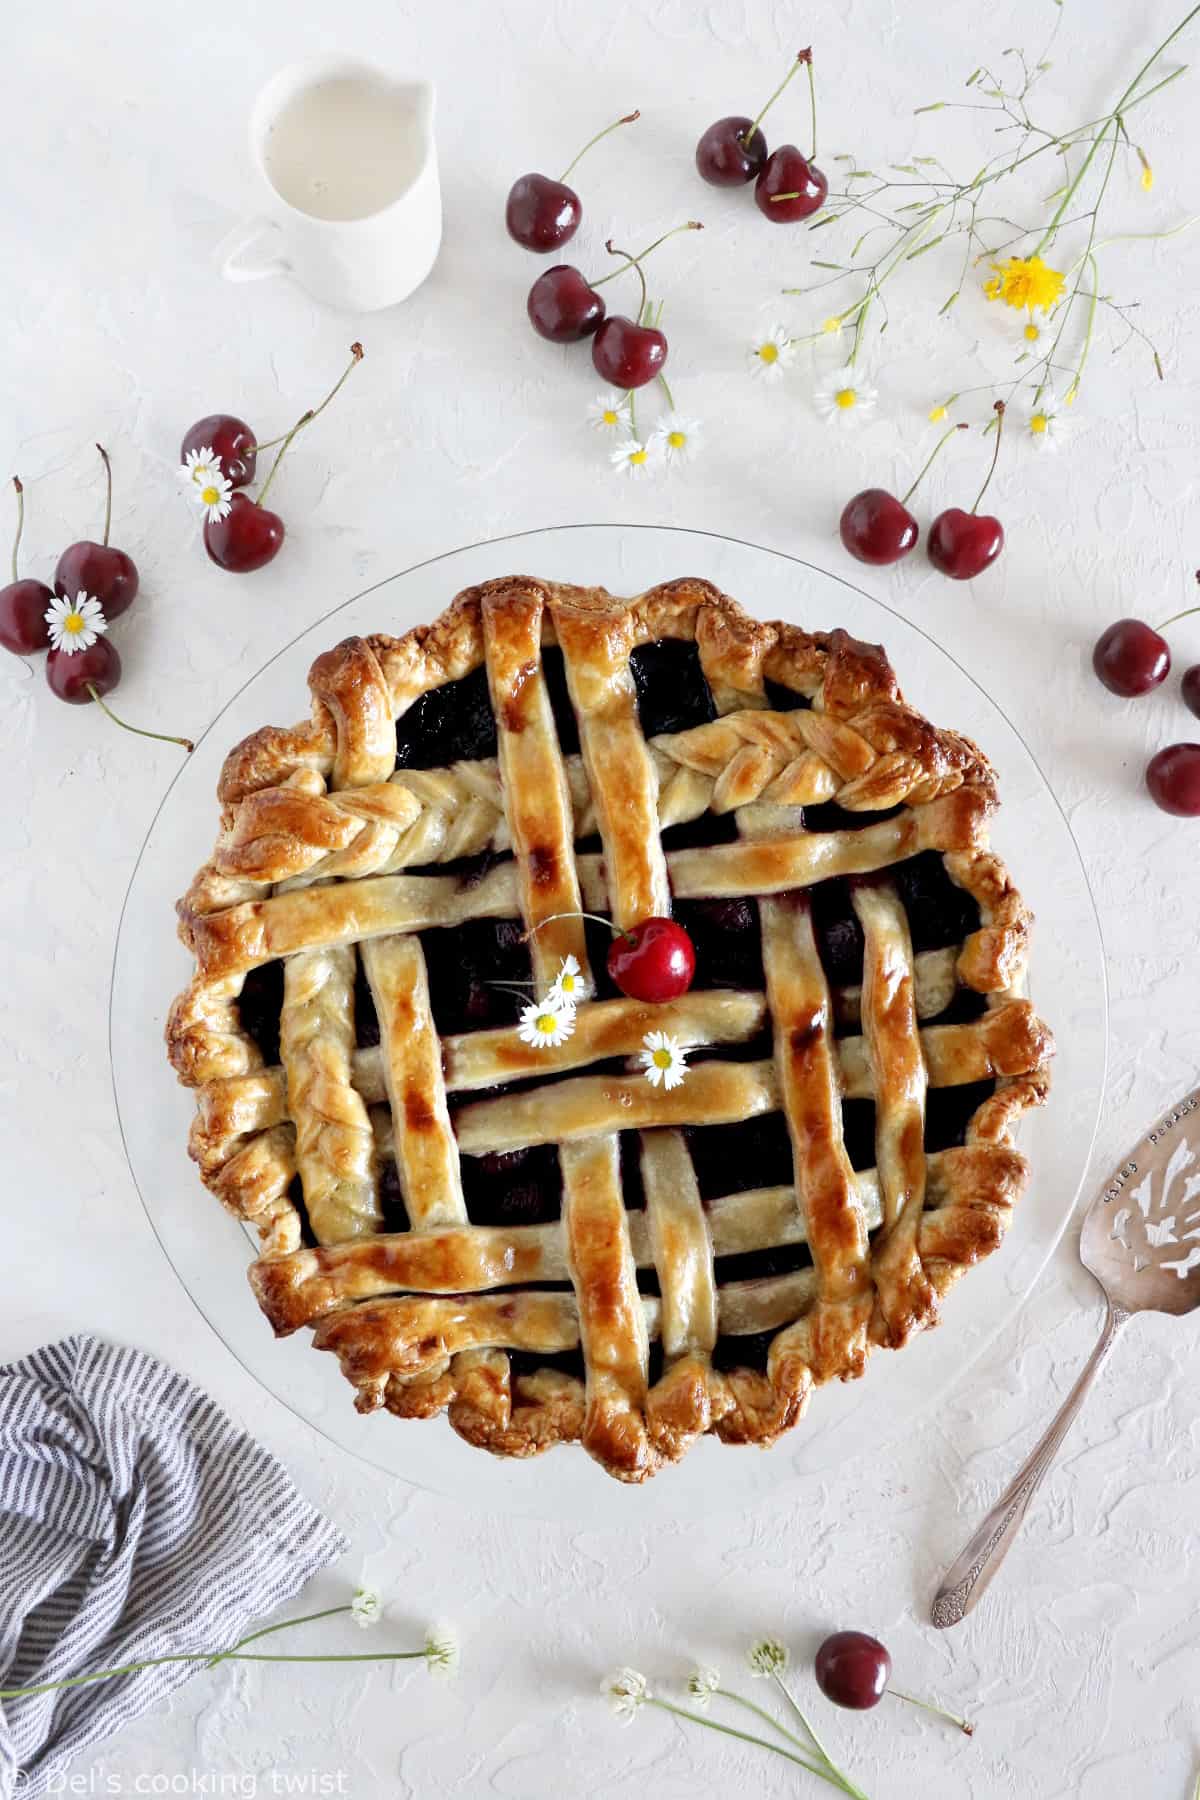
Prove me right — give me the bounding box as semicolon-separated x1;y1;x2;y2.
931;1300;1130;1629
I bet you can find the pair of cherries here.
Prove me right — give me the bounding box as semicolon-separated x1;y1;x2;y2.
841;411;1007;580
508;112;694;388
0;452;192;751
696;48;828;224
1093;582;1200;815
186;343;364;574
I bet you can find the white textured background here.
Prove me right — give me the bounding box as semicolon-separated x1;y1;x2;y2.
3;0;1199;1794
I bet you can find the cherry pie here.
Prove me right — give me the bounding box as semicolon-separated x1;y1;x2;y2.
167;577;1053;1483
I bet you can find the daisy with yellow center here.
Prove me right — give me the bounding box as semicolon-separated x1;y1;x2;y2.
191;469;233;523
1025;390;1068;451
1023;320;1041;342
611;437;661;478
179;445;223;489
549;954;590;1008
44;591;108;655
814;363;878;427
639;1030;690;1091
650;412;703;467
748;325;797;383
983;255;1066;313
518;996;576;1048
587;390;632;433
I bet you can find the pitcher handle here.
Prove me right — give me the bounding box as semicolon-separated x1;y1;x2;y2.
218;219;290;283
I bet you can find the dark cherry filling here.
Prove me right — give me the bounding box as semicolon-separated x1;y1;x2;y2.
395;665;498;767
629;639;717;738
802;800;904;833
925;986;989;1027
841;1098;878;1171
540;646;581;755
764;676;813;712
892;851;981;953
353;959;381;1047
689;1114;794;1200
508;1347;587;1384
420;917;532;1035
713;1242;813;1285
378;1162;411;1234
461;1145;563;1228
672;896;764;991
288;1174;319;1248
926;1078;995;1150
238;961;284;1064
713;1330;775;1372
809;880;865;989
660;810;740;852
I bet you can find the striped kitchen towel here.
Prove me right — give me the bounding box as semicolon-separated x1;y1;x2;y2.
0;1335;348;1798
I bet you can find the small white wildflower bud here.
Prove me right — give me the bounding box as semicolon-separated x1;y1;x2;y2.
424;1623;460;1678
604;1667;648;1722
350;1587;382;1629
687;1666;720;1707
747;1638;789;1678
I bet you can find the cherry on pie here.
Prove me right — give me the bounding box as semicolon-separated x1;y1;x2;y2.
167;577;1053;1483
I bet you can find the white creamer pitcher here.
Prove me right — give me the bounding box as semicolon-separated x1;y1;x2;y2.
218;56;440;313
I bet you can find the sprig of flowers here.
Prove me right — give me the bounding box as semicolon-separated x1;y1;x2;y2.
0;1587;459;1701
601;373;703;478
602;1646;868;1797
771;8;1200;438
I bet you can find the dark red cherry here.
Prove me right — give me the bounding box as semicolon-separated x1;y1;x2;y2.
181;414;257;489
506;174;581;254
1146;743;1200;816
1182;665;1200;718
47;634;121;704
755;146;828;222
839;489;918;566
815;1632;891;1710
54;542;138;621
927;507;1004;580
695;116;767;186
592;317;667;389
1092;619;1171;697
527;266;606;342
203;492;285;573
0;579;53;655
607;918;695;1003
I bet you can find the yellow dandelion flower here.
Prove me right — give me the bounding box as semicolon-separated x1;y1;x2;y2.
928;404;948;423
984;255;1066;313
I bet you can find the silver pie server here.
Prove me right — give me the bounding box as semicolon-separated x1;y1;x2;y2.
932;1083;1200;1629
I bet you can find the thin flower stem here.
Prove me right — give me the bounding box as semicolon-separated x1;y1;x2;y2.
0;1654;217;1699
96;444;112;547
560;110;640;183
744;50;811;149
253;344;364;499
523;909;630;944
229;1606;353;1651
10;475;23;582
806;54;819;161
1034;126;1120;405
888;1686;974;1736
646;1698;853;1791
657;372;675;411
628;389;637;438
223;1651;426;1664
87;686;194;753
971;402;1005;513
772;1674;869;1800
1069;253;1101;395
713;1687;812;1750
900;423;968;505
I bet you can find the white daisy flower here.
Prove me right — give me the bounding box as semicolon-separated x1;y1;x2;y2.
424;1623;460;1679
650;412;703;466
814;363;878;426
687;1666;720;1708
44;591;108;655
747;1637;788;1678
610;437;661;478
748;325;796;382
603;1667;648;1722
179;445;223;488
518;996;576;1048
1025;390;1068;451
549;954;590;1008
191;469;233;522
639;1031;690;1091
351;1585;382;1629
587;390;632;432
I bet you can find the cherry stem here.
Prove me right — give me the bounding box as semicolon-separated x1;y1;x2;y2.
900;423;968;506
86;685;193;753
10;476;23;583
559;109;640;183
1155;604;1200;631
970;401;1005;514
95;444;112;547
256;344;364;509
743;47;812;150
605;240;648;327
523;910;633;946
888;1687;974;1737
592;222;702;290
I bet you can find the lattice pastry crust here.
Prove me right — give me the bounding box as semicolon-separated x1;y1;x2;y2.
167;576;1053;1483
